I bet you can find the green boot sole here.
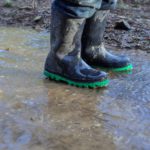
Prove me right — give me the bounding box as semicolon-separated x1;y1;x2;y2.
44;71;109;88
95;64;133;72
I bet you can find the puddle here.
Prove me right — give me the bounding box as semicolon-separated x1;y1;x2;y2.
0;27;150;150
98;50;150;150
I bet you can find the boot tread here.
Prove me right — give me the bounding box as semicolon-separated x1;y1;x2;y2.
44;71;109;88
94;64;133;72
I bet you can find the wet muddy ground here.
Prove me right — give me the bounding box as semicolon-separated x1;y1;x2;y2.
0;1;150;52
0;27;150;150
106;6;150;52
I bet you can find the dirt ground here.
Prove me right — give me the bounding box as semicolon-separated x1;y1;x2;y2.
0;0;149;52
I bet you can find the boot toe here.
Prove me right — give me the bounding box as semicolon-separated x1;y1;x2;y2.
104;53;131;68
118;55;131;67
85;69;108;82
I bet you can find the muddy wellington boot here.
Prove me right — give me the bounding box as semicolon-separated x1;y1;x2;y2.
82;10;133;72
44;7;109;88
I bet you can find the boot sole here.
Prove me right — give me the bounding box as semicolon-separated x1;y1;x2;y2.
44;70;109;88
96;64;133;72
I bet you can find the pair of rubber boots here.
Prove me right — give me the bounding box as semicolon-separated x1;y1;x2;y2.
44;8;133;88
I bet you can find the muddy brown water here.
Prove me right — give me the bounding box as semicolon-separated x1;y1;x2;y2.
0;27;150;150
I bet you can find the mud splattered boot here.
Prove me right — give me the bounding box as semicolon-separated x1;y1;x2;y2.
82;10;133;72
44;5;109;88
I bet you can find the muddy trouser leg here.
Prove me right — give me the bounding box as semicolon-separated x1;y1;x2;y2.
53;0;102;18
44;1;109;88
81;0;133;71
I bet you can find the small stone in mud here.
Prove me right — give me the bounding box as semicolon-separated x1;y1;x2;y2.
34;16;42;22
3;0;13;8
147;50;150;53
114;20;131;30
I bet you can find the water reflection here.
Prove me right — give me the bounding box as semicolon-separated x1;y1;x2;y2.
0;27;149;150
0;27;115;150
98;51;150;149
